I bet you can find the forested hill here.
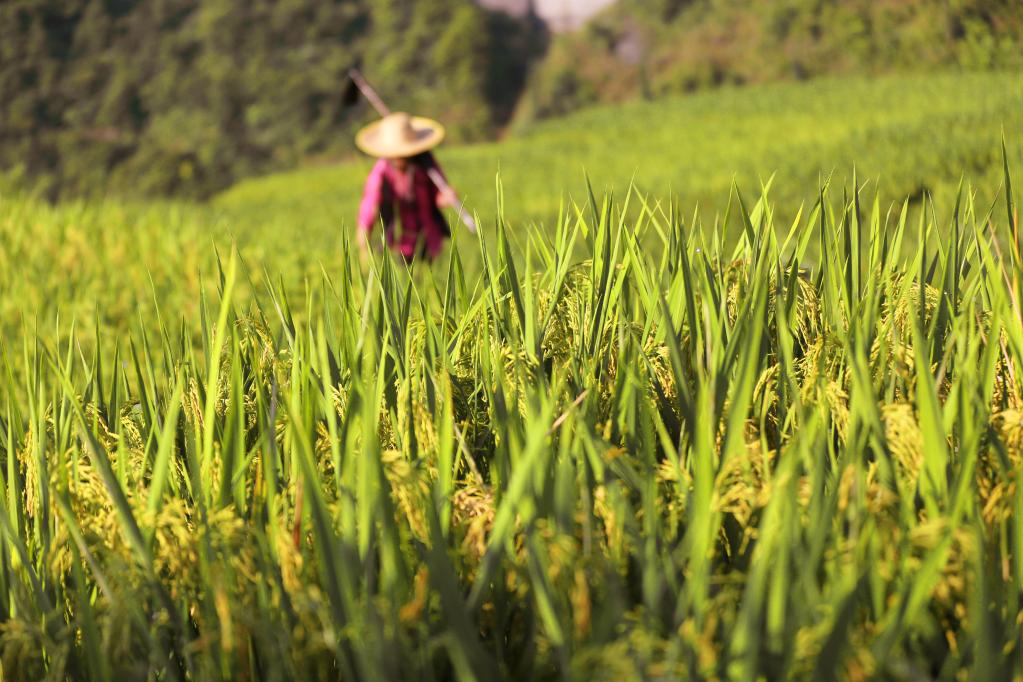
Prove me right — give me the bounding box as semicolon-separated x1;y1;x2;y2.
0;0;543;198
522;0;1023;120
5;0;1023;201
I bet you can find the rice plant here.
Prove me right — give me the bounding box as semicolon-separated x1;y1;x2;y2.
3;163;1023;680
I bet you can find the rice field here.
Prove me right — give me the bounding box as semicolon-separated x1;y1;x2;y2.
3;154;1023;680
216;71;1023;236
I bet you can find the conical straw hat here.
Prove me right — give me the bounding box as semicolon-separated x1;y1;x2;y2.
355;112;445;158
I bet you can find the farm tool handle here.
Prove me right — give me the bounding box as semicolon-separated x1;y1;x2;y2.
349;69;391;117
348;68;477;233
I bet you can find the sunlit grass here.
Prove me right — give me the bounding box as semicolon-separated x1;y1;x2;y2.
4;69;1023;678
2;150;1023;678
216;70;1023;234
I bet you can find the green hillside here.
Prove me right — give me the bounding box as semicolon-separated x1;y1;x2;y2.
216;70;1023;247
523;0;1023;120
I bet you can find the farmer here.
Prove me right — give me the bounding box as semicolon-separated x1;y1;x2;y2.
355;112;459;262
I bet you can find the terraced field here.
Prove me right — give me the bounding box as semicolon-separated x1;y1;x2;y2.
2;71;1023;679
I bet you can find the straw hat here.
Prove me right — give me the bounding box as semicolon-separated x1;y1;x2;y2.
355;112;445;158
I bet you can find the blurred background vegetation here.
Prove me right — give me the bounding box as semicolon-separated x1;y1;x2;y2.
3;0;1023;200
4;69;1023;346
0;0;545;199
523;0;1023;120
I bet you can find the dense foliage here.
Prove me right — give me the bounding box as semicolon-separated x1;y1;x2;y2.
4;165;1023;678
6;0;1023;199
521;0;1023;120
0;0;543;199
7;67;1023;679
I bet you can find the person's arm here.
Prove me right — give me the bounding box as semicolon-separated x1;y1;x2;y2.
357;160;387;251
418;153;458;208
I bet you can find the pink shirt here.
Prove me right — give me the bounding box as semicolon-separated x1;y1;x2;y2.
357;154;450;259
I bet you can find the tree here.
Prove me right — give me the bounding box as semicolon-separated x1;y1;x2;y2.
0;0;540;198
